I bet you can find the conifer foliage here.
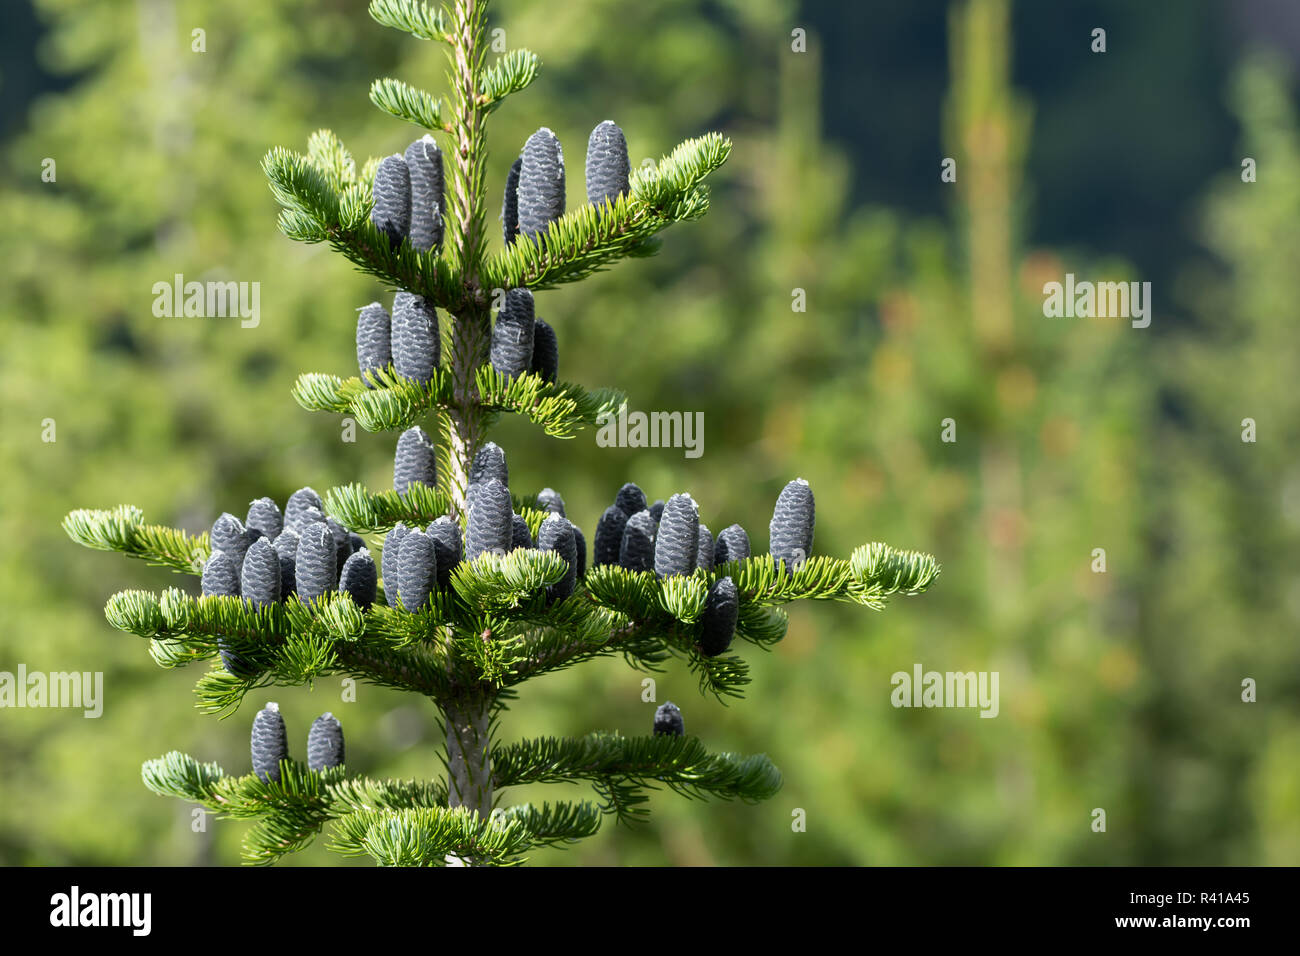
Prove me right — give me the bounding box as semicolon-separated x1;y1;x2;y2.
62;0;938;866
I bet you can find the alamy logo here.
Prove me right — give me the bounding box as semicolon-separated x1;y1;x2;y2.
0;665;103;717
891;664;999;718
596;406;704;459
152;273;261;328
1042;273;1151;328
50;886;151;936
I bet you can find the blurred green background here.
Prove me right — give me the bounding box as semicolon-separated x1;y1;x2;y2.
2;0;1298;865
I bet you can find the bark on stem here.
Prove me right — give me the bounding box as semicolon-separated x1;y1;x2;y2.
444;697;493;819
441;0;494;832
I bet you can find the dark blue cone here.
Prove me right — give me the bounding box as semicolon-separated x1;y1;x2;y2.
466;478;513;561
272;530;298;597
511;513;532;550
648;500;665;524
395;530;437;612
537;514;577;601
714;524;750;565
356;301;392;384
593;505;628;566
204;550;256;676
502;156;522;245
469;442;508;491
619;510;656;573
614;483;647;517
307;712;345;771
585;120;630;207
326;518;353;577
339;548;378;610
653;701;684;736
534;487;565;517
769;478;815;575
530;318;558;383
405;135;444;253
201;550;240;598
296;521;338;605
371;153;411;247
394;425;437;495
570;521;587;579
240;538;282;610
696;522;715;572
490;288;535;379
699;576;738;657
245;497;283;541
284;487;324;533
251;702;289;784
517;128;565;239
427;516;462;590
381;523;410;602
653;493;699;578
392;292;439;385
211;513;258;579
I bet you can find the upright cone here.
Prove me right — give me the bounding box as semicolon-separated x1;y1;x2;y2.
585;120;630;207
517;128;565;239
371;153;411;247
251;702;289;783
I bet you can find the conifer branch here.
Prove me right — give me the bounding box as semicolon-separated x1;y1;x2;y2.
324;482;452;534
477;49;540;110
369;0;452;43
142;751;450;865
491;733;782;823
293;363;621;438
64;507;209;574
370;77;453;133
481;133;731;291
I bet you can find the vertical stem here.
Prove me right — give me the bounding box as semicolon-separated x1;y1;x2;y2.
441;0;494;826
444;697;493;819
442;0;491;520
